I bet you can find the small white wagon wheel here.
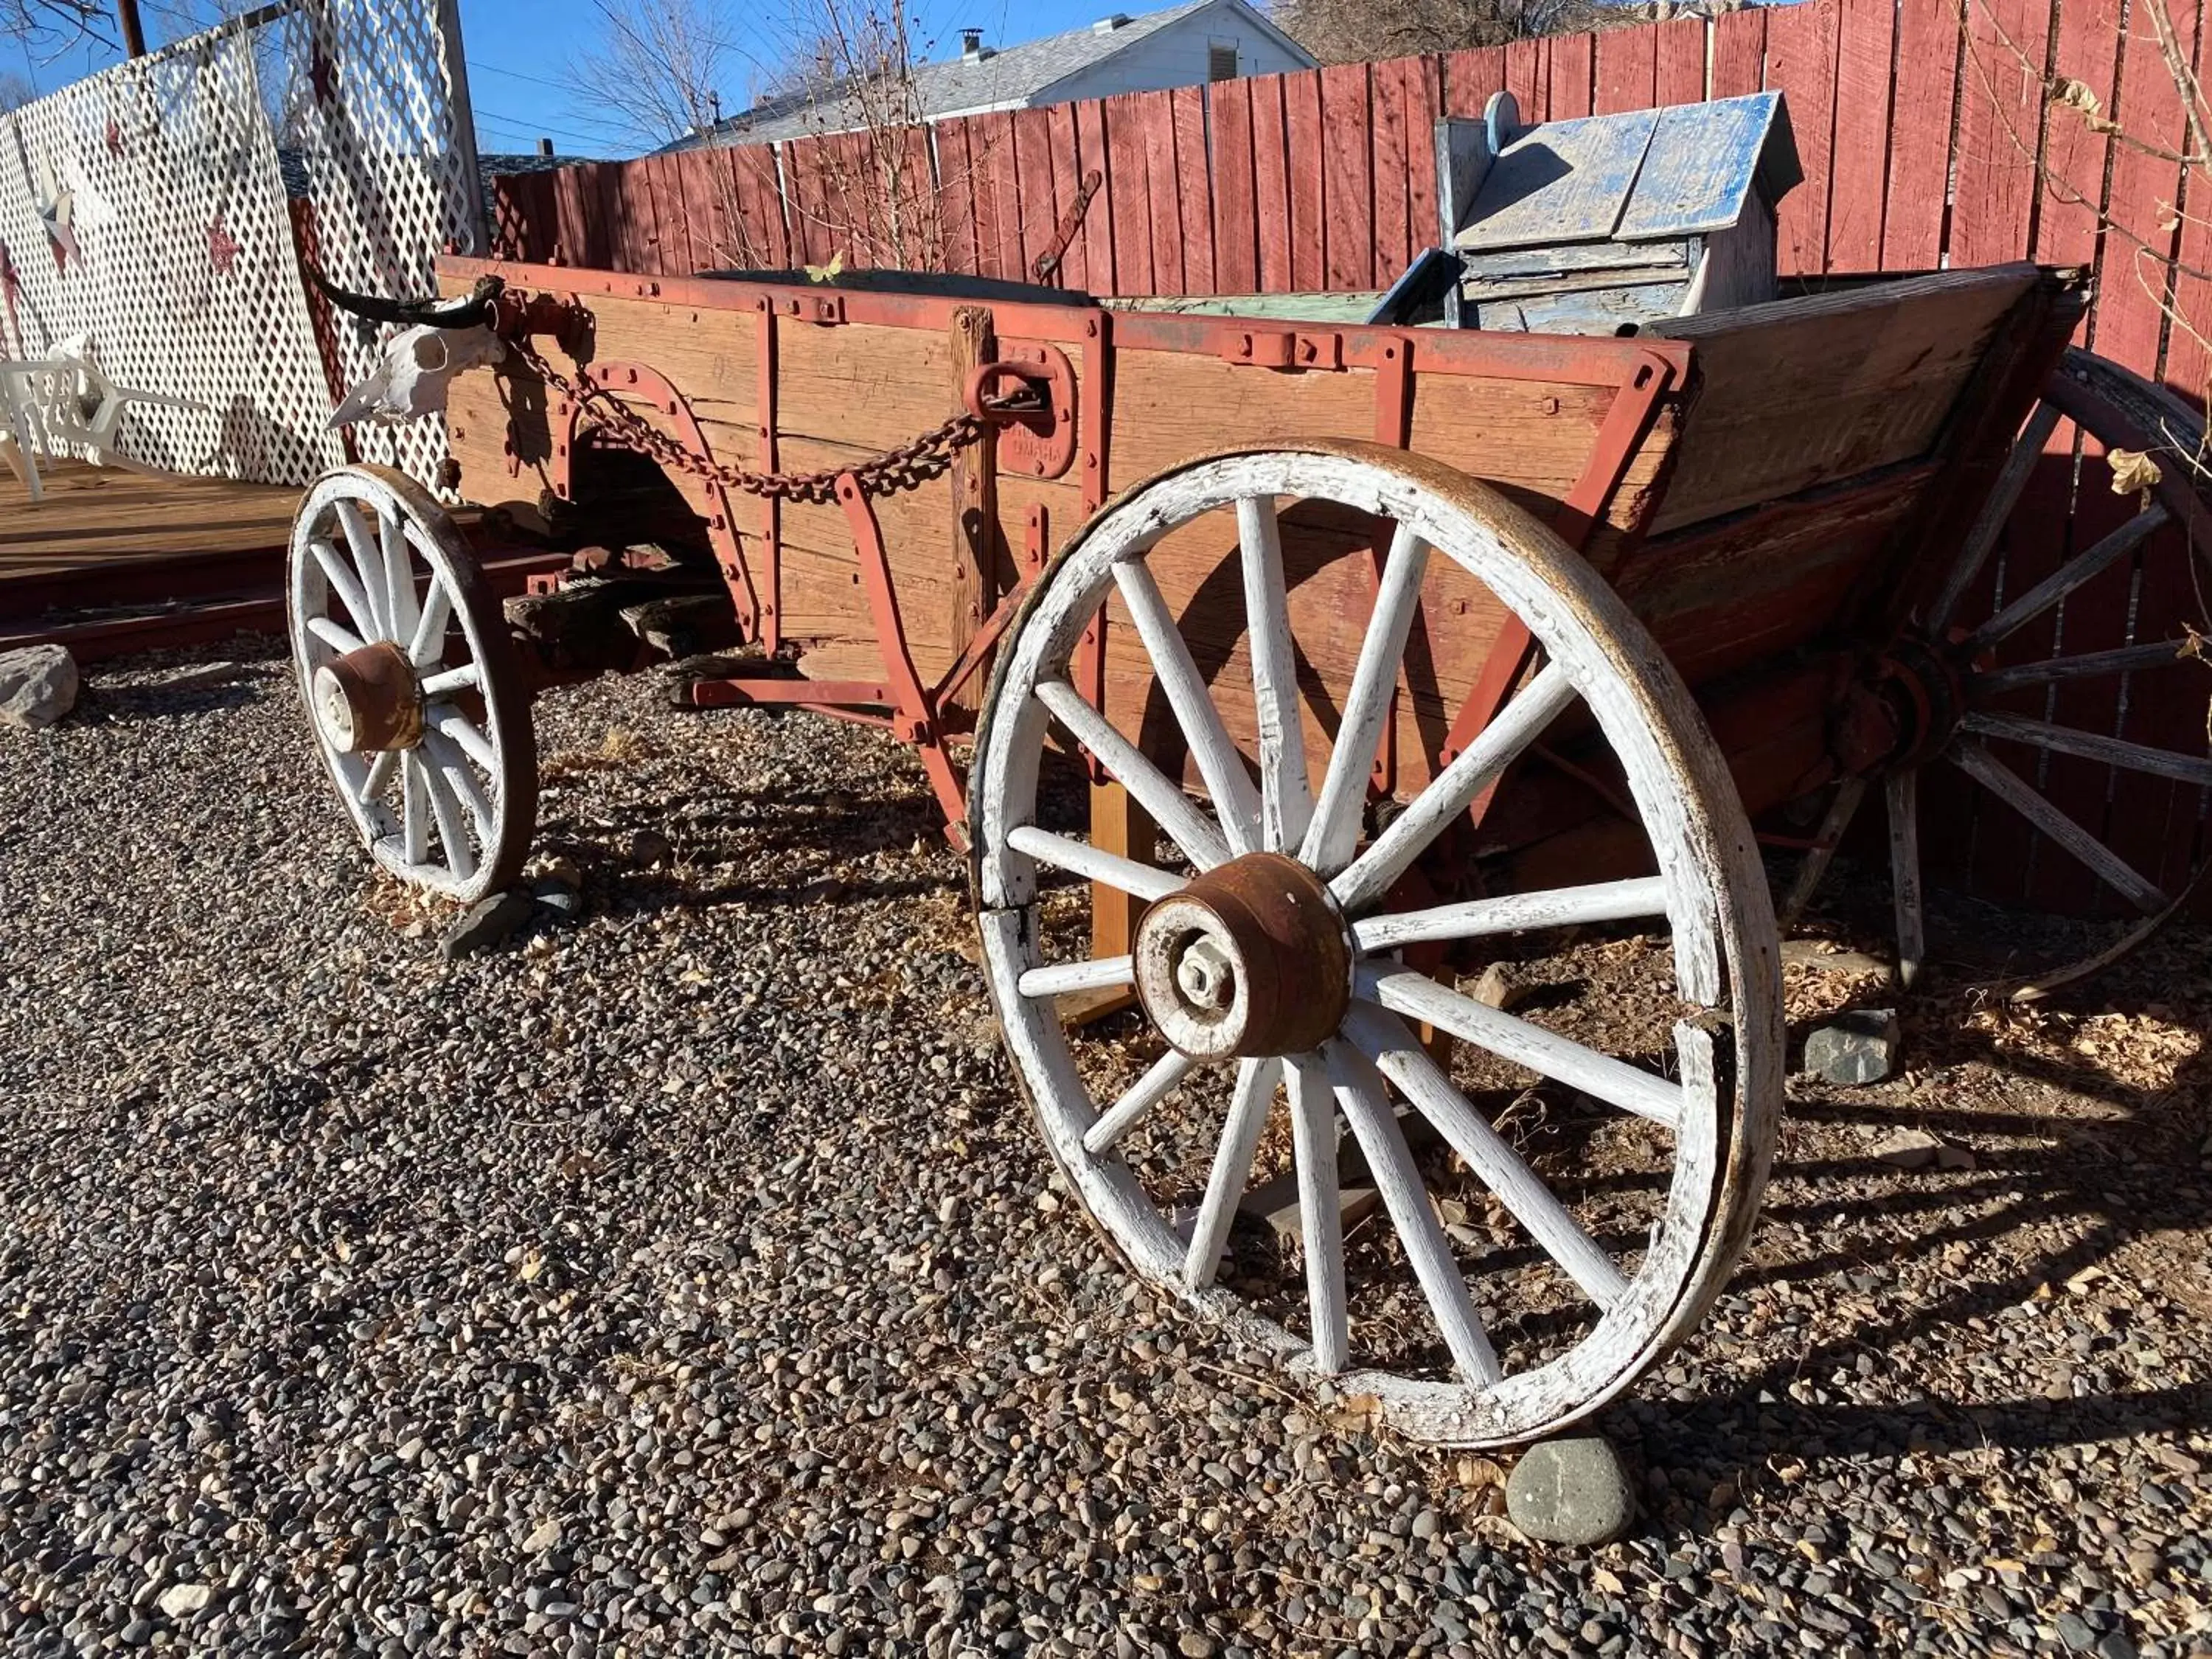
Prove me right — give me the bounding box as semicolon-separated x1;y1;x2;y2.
970;440;1784;1447
288;464;537;902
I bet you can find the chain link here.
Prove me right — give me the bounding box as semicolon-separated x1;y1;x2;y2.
512;337;989;507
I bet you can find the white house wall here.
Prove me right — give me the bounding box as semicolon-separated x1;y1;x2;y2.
1037;2;1312;105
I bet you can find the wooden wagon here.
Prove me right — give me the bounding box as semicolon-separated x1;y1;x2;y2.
282;251;2211;1446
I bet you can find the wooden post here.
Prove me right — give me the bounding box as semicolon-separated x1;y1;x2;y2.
946;305;998;717
116;0;146;55
1082;778;1155;1023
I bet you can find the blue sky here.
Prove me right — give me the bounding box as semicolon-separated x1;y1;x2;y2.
6;0;1166;159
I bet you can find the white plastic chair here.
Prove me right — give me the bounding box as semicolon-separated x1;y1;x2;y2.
0;334;206;500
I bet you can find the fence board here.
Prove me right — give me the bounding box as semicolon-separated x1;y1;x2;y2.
1015;106;1060;282
652;154;695;274
2163;11;2212;396
1130;90;1182;293
1596;23;1657;114
1210;76;1259;293
1321;63;1375;291
1655;16;1707;103
1074;100;1116;293
1950;0;2053;267
1549;29;1595;119
1711;7;1766;98
1285;69;1326;292
2036;0;2123;268
1763;0;1839;273
1505;37;1548;122
2096;1;2192;377
1442;45;1506;117
1371;57;1416;280
1043;104;1088;291
992;114;1029;281
1405;55;1441;262
1172;84;1215;292
1249;72;1294;292
1882;0;1960;268
731;144;786;270
1105;95;1156;295
1827;0;1894;271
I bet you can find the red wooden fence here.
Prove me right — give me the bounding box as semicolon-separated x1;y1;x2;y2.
487;0;2212;919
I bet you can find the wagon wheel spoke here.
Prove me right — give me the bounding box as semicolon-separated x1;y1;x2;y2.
1300;523;1431;875
358;746;400;808
1350;875;1671;954
380;505;423;648
1017;954;1133;999
1006;825;1186;901
417;748;478;883
1957;710;2212;787
306;615;364;657
1237;495;1313;854
407;581;453;669
1324;1039;1502;1385
400;753;428;866
1034;678;1232;869
1113;560;1262;855
333;500;392;640
1886;772;1926;990
309;538;378;644
420;662;481;699
1343;1005;1628;1308
1082;1048;1197;1155
1330;661;1577;915
1962;502;2170;653
423;729;495;845
1974;637;2205;693
1357;964;1685;1127
1286;1051;1349;1374
1948;740;2167;914
428;703;497;774
1925;398;2062;632
1183;1055;1283;1290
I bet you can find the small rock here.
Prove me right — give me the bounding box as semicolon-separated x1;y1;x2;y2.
441;890;537;959
144;660;246;692
1470;963;1528;1012
625;829;675;868
1504;1435;1635;1546
532;878;585;924
0;644;78;731
1934;1140;1978;1171
1871;1127;1943;1170
1803;1008;1901;1085
1779;940;1899;983
522;1518;563;1552
156;1583;210;1618
1177;1635;1216;1658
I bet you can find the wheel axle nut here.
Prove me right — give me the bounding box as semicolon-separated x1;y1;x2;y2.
1175;937;1236;1009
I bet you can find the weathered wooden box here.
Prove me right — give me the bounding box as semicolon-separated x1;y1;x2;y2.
1435;90;1801;333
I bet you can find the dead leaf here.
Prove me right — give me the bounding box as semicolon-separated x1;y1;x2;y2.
518;1249;545;1282
1593;1566;1627;1595
1455;1455;1508;1490
2051;75;2104;117
2109;448;2164;496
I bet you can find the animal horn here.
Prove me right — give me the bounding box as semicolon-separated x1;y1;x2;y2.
308;268;504;330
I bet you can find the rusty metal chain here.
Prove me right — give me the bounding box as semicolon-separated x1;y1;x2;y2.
511;335;988;506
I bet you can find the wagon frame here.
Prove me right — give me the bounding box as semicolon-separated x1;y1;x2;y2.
280;251;2212;1446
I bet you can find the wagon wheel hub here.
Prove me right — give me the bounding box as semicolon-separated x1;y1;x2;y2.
1132;852;1351;1061
311;640;425;755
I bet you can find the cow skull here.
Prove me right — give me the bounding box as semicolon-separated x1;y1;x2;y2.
329;324;505;428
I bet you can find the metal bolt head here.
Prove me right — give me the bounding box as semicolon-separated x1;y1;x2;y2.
1175;936;1236;1011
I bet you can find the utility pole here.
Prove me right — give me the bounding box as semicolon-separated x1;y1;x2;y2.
116;0;147;56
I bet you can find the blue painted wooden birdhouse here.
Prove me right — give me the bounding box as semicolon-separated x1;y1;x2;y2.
1433;90;1801;332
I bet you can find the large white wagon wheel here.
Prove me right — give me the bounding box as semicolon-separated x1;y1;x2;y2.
288;465;537;902
1790;349;2212;996
970;440;1784;1447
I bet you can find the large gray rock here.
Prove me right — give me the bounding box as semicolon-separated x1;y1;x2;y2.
1505;1434;1635;1545
0;644;79;731
439;890;536;959
1803;1007;1902;1085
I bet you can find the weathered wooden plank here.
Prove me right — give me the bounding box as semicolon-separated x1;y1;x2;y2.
1106;94;1157;296
1761;0;1839;274
1647;267;2039;532
1210;77;1259;294
729;144;787;270
1504;37;1548;122
1015;105;1061;282
1549;29;1595;119
1655;16;1707;104
1250;72;1295;293
1172;84;1214;294
1710;7;1766;99
1950;0;2052;267
1595;22;1658;114
551;161;593;267
2163;0;2212;394
1319;63;1374;291
1371;57;1416;282
990;113;1029;282
1827;0;1894;271
935;119;980;276
2036;0;2123;268
1443;45;1506;117
1285;69;1327;293
1045;102;1089;291
1882;0;1958;268
1137;88;1186;293
1403;55;1443;265
1074;100;1117;293
2094;0;2192;378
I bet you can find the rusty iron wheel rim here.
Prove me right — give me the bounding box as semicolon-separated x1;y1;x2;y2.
969;439;1782;1448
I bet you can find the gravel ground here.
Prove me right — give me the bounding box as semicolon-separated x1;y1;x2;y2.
0;638;2208;1659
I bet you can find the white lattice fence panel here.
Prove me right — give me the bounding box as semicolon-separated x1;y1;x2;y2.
281;0;483;490
0;29;344;485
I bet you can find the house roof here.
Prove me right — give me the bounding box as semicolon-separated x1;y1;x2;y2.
663;1;1287;152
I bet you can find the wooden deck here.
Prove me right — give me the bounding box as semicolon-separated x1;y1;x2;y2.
0;462;302;647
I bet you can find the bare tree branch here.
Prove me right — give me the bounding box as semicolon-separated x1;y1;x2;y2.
1;0;115;60
1273;0;1624;63
566;0;737;153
